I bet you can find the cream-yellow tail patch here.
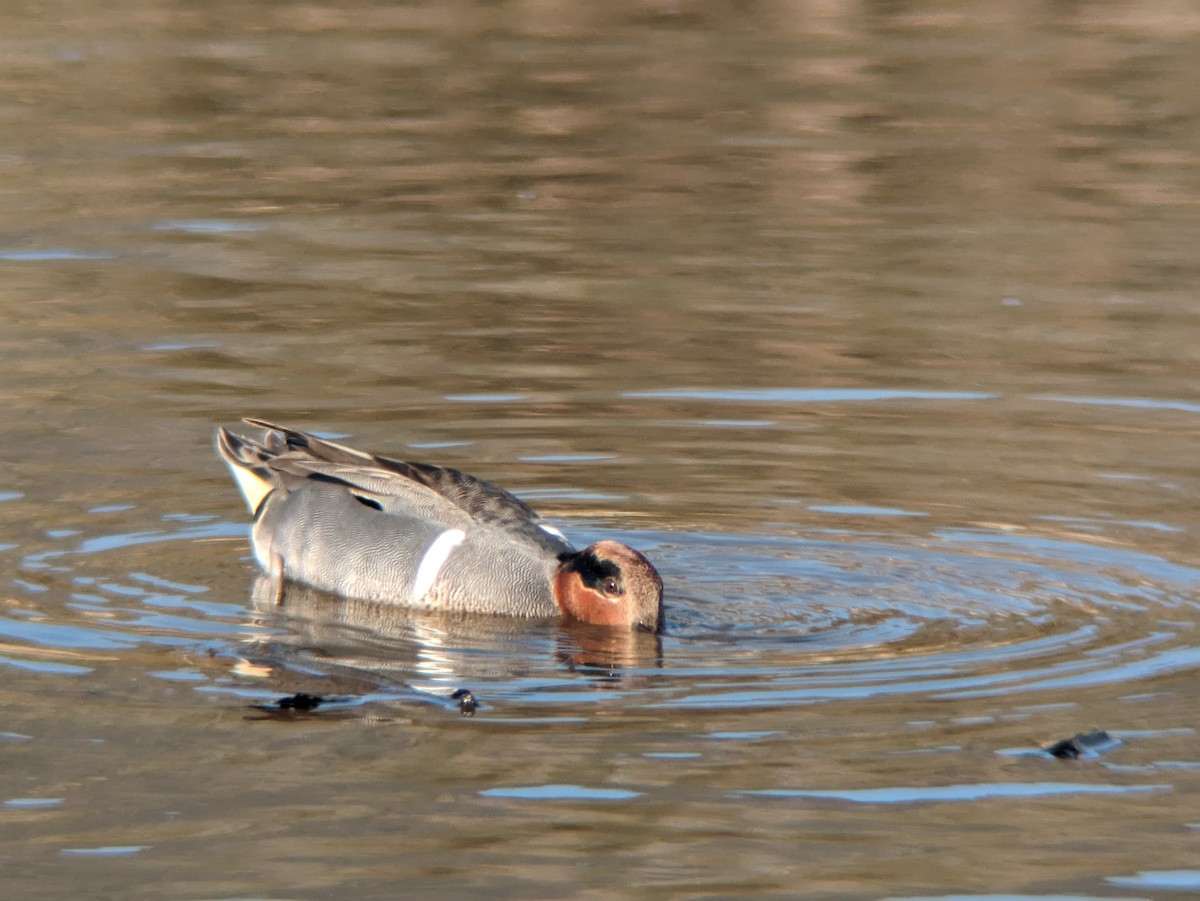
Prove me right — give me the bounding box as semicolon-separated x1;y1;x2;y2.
225;459;273;514
216;426;275;514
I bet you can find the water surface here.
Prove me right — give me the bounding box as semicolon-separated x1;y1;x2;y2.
3;2;1200;899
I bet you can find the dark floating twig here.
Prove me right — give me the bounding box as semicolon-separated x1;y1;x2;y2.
246;692;328;718
1044;729;1121;759
452;688;478;717
274;691;325;711
246;688;477;721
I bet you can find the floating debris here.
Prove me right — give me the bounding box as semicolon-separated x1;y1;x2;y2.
275;692;325;711
1045;729;1121;759
452;688;478;717
247;692;327;717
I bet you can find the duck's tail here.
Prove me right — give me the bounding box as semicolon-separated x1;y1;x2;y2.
242;418;375;465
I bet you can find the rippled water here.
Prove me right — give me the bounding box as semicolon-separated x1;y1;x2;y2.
4;2;1200;899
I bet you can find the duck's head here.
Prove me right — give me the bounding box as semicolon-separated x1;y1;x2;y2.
553;540;664;633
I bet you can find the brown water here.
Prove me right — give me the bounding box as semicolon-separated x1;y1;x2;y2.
3;2;1200;898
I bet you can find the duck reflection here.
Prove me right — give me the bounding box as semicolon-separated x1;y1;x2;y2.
239;577;663;710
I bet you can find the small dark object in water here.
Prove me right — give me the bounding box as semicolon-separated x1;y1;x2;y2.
273;692;325;711
452;688;477;717
1045;729;1119;759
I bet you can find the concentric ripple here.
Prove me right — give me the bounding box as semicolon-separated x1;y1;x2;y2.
3;508;1198;716
3;514;260;678
641;523;1200;709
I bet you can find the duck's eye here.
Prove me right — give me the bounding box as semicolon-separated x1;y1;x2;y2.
603;577;622;596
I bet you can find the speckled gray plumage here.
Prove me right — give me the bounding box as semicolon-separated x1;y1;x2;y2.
218;420;575;616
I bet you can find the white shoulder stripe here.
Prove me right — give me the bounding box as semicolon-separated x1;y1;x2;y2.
412;528;467;601
538;523;568;543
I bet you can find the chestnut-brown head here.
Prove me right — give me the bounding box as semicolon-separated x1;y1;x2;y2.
553;540;664;632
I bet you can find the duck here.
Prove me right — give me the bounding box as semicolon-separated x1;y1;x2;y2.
216;419;664;632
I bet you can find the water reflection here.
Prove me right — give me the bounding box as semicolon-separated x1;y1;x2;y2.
242;577;664;701
740;781;1169;804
